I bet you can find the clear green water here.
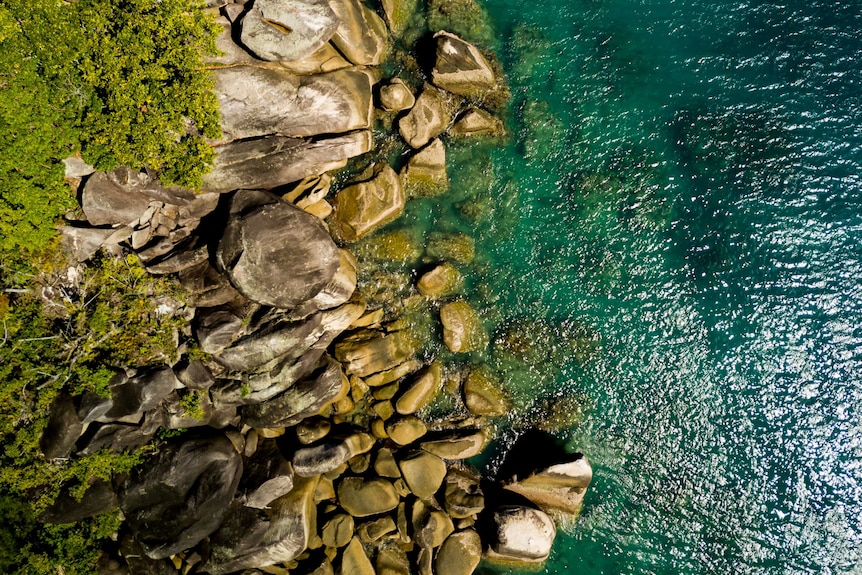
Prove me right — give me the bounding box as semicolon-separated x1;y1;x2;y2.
396;0;862;572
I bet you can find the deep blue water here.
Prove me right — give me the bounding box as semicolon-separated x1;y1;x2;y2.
425;0;862;572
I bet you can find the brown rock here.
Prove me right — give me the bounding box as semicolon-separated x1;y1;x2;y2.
435;530;482;575
398;88;452;149
440;300;487;353
330;163;405;243
398;451;446;499
337;477;399;517
401;138;449;197
378;78;415;111
431;31;497;98
416;264;462;299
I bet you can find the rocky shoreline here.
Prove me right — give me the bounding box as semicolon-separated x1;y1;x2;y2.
45;0;592;573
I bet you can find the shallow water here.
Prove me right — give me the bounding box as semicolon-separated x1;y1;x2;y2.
405;0;862;572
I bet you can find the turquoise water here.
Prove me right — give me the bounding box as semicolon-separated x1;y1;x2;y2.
407;0;862;572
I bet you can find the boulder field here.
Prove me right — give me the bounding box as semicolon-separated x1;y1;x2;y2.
49;1;590;574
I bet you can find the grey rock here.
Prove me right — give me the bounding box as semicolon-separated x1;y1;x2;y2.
41;478;117;524
82;167;196;226
486;506;555;564
118;436;243;559
205;476;318;574
239;440;296;509
105;366;179;420
178;261;241;308
334;329;418;378
202;131;373;194
308;248;357;311
197;309;244;355
239;0;339;62
40;392;83;459
60;226;115;262
120;533;178;575
76;423;156;455
174;359;214;391
144;243;209;275
216;314;323;372
216;191;340;309
76;391;114;425
214;67;374;142
62;155;95;178
243;356;344;428
292;432;373;477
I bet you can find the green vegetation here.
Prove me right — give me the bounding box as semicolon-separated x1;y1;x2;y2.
0;0;220;571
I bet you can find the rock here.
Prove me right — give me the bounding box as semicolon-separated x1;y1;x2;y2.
416;263;462;299
196;309;243;355
63;155;95;179
82;167;196;226
206;476;318;574
296;417;332;444
364;358;423;387
435;530;482;575
329;0;389;66
76;391;113;425
358;515;397;542
174;359;214;391
330;163;405;243
421;428;487;460
322;513;354;548
214;67;374;142
415;509;454;549
40;392;83;459
238;0;339;62
309;249;357;311
279;43;353;75
385;416;427;446
216;190;341;309
41;478;117;524
106;366;180;420
398;88;452;149
337;477;399;517
378;78;415;111
243;356;345;427
450;108;505;138
373;448;401;478
208;16;257;67
425;231;475;264
462;366;508;416
239;440;296;509
431;31;497;98
118;436;243;559
440;300;487;353
395;362;442;415
339;537;375;575
398;451;446;499
334;329;418;378
120;533;178;575
144;243;209;275
215;313;323;373
60;226;115;262
442;467;483;518
401;138;449;197
292;432;374;477
485;506;555;564
178;261;241;308
376;543;410;575
503;455;593;515
202;131;373;194
76;423;156;455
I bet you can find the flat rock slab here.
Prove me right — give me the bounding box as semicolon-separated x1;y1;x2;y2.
435;530;482;575
217;190;340;309
215;67;374;142
239;0;339;62
202;131;373;193
117;436;243;559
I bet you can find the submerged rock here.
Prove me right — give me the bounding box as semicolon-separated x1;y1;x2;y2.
416;263;462;299
462;365;508;416
440;300;487;353
401;138;449;197
450;108;505;138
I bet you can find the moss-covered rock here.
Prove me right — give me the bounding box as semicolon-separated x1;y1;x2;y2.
462;365;508;416
440;300;487;353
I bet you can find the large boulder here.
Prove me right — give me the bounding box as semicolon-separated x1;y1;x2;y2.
485;506;556;565
239;0;339;62
117;436;243;559
431;31;497;99
329;0;389;66
440;300;487;353
40;392;83;459
238;440;296;509
334;329;418;378
216;190;341;309
105;366;180;421
398;88;452;149
502;455;593;515
395;361;442;415
214;67;374;142
292;432;374;476
202;131;373;193
329;163;405;243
